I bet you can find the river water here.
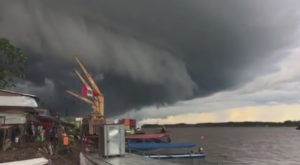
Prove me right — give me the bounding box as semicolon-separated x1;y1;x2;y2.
145;127;300;165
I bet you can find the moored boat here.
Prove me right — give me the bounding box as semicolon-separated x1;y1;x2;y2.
125;130;206;159
144;153;206;159
128;142;196;150
126;133;167;140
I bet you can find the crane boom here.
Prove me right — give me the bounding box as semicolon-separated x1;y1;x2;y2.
74;69;91;88
74;56;102;95
66;90;94;105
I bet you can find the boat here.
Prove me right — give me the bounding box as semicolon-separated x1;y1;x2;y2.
83;152;183;165
128;142;196;150
125;131;206;159
144;153;206;159
127;141;206;159
296;126;300;130
126;133;167;140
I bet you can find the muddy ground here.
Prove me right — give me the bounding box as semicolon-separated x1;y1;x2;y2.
0;142;81;165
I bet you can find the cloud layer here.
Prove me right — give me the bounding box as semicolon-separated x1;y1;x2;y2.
0;0;299;120
132;48;300;123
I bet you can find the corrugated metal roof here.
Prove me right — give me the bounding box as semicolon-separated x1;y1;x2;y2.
0;96;38;108
0;89;39;101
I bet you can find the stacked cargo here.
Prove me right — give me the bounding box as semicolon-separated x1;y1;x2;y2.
119;118;136;134
130;119;136;128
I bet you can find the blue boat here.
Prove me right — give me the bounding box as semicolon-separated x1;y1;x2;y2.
126;131;206;159
128;142;196;150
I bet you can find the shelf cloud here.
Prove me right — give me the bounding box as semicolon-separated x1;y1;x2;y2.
1;0;299;121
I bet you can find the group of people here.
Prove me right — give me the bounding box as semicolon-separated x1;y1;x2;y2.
26;122;58;144
25;122;71;153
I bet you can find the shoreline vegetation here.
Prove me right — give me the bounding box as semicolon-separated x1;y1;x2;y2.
142;120;300;128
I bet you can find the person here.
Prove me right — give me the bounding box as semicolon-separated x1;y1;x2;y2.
82;135;88;152
37;125;42;140
12;127;21;144
62;132;71;153
167;136;171;143
15;127;20;143
31;122;36;137
40;127;46;143
49;127;54;142
26;125;32;142
161;126;166;133
198;147;204;153
54;128;59;146
29;122;36;142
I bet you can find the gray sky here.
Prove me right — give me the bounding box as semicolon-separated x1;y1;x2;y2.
1;0;300;122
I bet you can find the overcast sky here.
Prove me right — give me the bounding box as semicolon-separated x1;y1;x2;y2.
1;0;300;123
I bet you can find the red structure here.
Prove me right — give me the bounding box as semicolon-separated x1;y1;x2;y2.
119;118;136;130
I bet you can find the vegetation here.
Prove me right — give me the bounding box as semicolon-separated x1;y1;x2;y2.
0;38;27;88
142;120;300;128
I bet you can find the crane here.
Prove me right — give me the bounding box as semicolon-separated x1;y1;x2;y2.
66;56;105;134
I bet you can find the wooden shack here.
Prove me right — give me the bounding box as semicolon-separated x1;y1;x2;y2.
0;89;39;150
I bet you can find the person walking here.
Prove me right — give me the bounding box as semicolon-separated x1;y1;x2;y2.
29;122;36;142
31;122;36;137
62;131;71;153
40;127;46;143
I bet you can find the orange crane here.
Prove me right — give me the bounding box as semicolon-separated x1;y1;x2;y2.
66;56;105;134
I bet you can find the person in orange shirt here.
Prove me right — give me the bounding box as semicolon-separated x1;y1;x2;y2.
62;131;71;153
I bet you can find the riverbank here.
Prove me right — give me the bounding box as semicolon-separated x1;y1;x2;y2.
0;141;80;164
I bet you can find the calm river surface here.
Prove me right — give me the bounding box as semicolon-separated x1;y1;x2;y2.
145;127;300;165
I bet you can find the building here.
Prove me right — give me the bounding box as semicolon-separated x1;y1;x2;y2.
0;89;39;151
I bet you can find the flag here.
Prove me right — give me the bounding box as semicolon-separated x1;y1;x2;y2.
82;85;93;97
93;91;99;97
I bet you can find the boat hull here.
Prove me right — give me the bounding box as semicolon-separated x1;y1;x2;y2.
144;153;206;159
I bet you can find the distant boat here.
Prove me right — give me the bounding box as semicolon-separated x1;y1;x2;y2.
296;126;300;130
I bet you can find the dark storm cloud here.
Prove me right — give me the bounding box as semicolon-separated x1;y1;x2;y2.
0;0;299;117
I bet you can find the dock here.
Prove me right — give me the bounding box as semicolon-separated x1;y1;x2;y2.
82;152;181;165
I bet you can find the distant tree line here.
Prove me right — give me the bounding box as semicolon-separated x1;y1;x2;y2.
142;120;300;128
